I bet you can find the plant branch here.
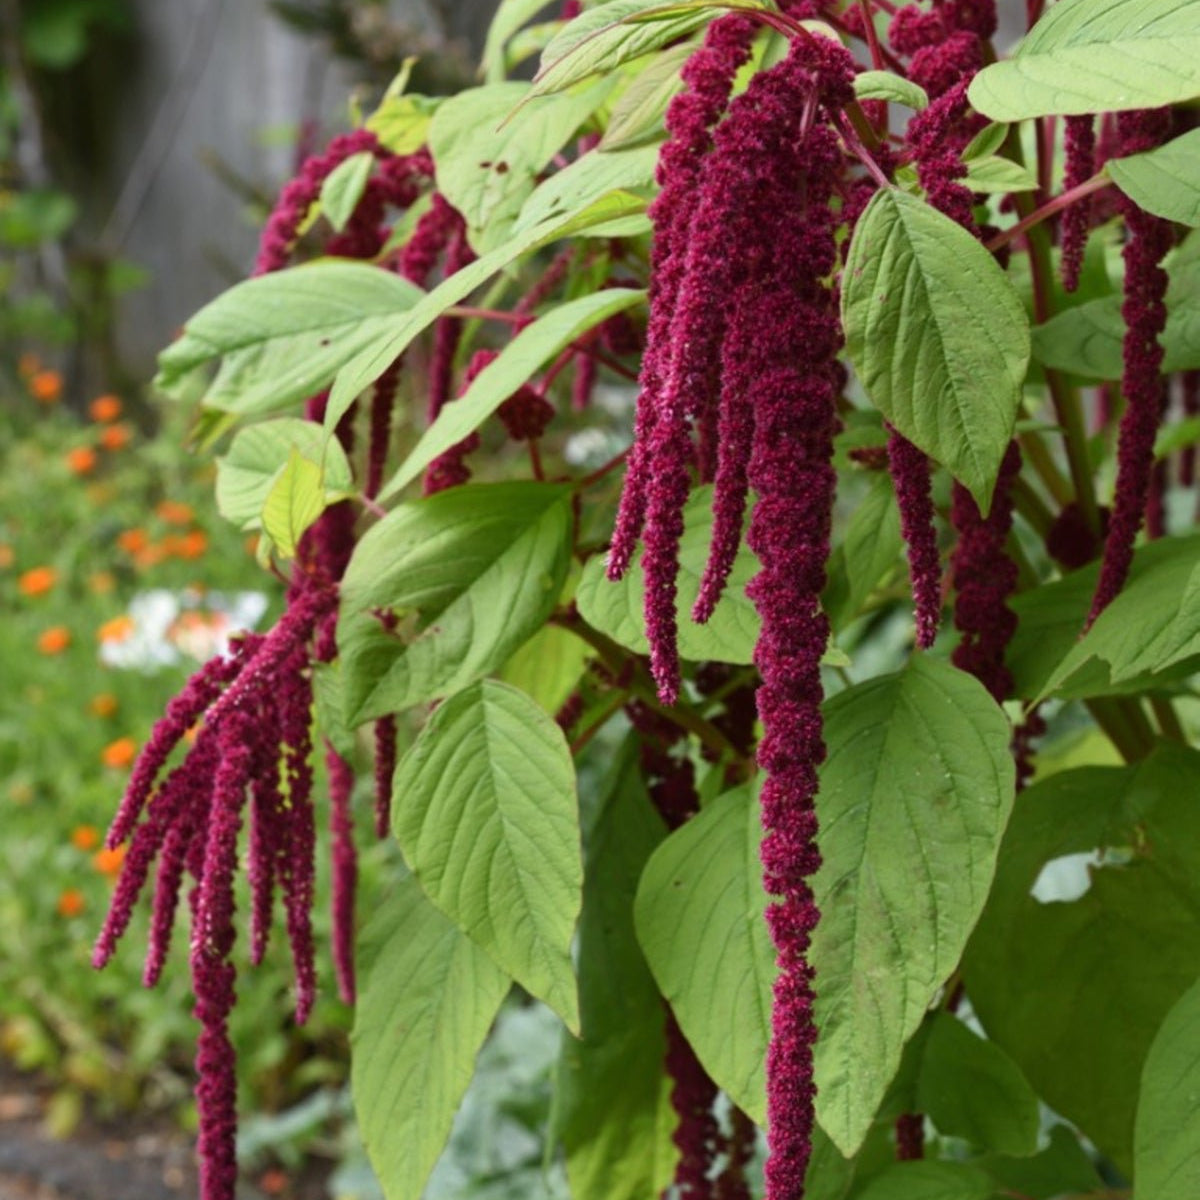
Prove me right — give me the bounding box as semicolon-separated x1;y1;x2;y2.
984;174;1112;255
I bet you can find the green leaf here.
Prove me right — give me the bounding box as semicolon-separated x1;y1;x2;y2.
842;189;1031;512
961;155;1039;194
964;746;1200;1169
576;484;761;665
962;123;1009;161
850;1162;993;1200
352;875;511;1200
975;1125;1102;1200
366;94;440;155
483;0;560;82
319;151;374;233
812;656;1015;1154
557;743;675;1200
430;80;613;253
215;417;352;529
968;0;1200;121
915;1013;1040;1156
1108;128;1200;227
391;680;582;1031
853;70;928;110
312;662;358;764
532;1;713;98
1032;231;1200;379
515;144;658;235
154;262;424;416
339;482;574;724
260;449;326;560
1134;974;1200;1200
824;474;903;631
324;191;650;429
1040;533;1200;700
377;288;645;501
499;625;592;718
600;40;695;150
634;783;774;1124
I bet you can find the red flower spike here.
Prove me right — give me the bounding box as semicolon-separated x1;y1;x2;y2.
1060;116;1096;293
887;430;942;648
327;743;358;1004
373;716;397;840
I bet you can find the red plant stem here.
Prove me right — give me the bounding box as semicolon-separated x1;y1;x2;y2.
857;0;886;71
576;447;631;491
833;110;892;190
984;173;1112;254
528;439;546;481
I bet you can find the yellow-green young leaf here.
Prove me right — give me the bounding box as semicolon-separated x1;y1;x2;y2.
215;417;352;529
483;0;559;83
634;783;775;1125
377;288;645;501
352;875;511;1200
915;1013;1040;1156
1108;128;1200;227
430;79;613;253
338;482;574;724
853;70;928;110
532;1;712;98
600;40;695;150
499;624;592;717
964;746;1200;1169
514;144;658;235
261;448;325;560
324;191;649;429
154;261;424;417
962;155;1039;194
319;151;373;233
365;93;439;155
851;1162;994;1200
557;744;676;1200
576;484;760;665
392;680;582;1031
1038;532;1200;700
1134;974;1200;1200
969;0;1200;121
842;189;1030;512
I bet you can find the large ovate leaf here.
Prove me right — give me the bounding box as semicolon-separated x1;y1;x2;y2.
976;1126;1103;1200
1134;974;1200;1200
576;484;760;665
634;783;775;1125
515;143;659;234
1108;129;1200;227
339;482;573;724
377;289;645;501
1039;533;1200;700
1032;232;1200;379
556;743;675;1200
352;875;511;1200
430;80;612;253
964;746;1200;1169
851;1162;993;1200
968;0;1200;120
634;657;1014;1149
915;1013;1039;1156
812;655;1015;1154
499;624;592;718
154;262;424;416
392;680;582;1031
215;417;352;529
600;40;694;149
325;192;650;427
842;189;1030;512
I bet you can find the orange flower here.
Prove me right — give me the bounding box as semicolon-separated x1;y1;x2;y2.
99;424;132;451
65;446;97;475
89;693;119;718
71;825;101;851
0;543;13;569
88;394;122;423
178;530;208;559
117;528;148;554
18;566;57;596
30;370;62;404
88;571;116;594
133;544;165;570
37;626;72;655
155;500;194;525
93;845;127;876
57;889;86;918
101;737;137;769
97;614;135;643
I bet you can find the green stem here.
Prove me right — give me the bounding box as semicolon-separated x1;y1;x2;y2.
1087;697;1157;762
1149;695;1185;743
1019;432;1072;508
1010;474;1055;538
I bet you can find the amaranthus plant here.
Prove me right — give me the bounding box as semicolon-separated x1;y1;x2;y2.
94;2;1200;1199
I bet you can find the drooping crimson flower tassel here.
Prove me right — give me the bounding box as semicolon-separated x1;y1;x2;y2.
372;717;397;840
887;430;942;648
1060;116;1096;293
1087;110;1174;627
949;444;1021;703
327;743;358;1003
606;14;756;582
895;1112;926;1160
